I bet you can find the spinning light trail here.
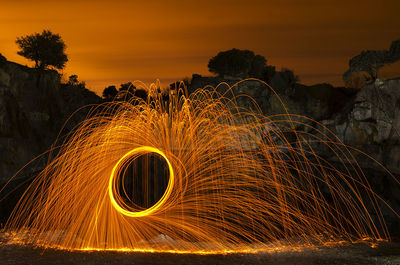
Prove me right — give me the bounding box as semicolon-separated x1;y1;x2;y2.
3;80;395;253
108;146;174;218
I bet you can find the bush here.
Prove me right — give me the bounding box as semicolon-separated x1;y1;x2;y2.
103;85;118;100
208;48;267;78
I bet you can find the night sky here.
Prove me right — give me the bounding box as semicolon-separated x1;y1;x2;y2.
1;0;399;94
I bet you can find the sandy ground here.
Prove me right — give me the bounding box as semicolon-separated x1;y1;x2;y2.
1;242;400;265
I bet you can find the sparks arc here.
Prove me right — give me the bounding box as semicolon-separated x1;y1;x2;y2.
3;79;396;253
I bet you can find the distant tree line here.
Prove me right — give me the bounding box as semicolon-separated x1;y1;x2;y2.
12;29;400;98
103;82;149;102
101;48;300;100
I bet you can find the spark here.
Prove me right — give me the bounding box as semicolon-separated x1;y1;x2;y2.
3;79;395;253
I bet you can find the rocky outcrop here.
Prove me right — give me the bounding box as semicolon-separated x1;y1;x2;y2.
320;79;400;174
190;74;270;113
190;74;355;122
0;65;398;232
336;79;400;144
189;75;400;234
190;74;400;175
265;82;354;122
0;60;101;183
305;78;400;234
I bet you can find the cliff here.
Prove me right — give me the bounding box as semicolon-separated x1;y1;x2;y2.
190;75;400;233
0;59;101;183
191;74;400;174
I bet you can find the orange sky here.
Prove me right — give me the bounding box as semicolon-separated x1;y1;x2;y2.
1;0;399;95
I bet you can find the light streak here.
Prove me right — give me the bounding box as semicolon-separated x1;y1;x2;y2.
108;146;174;217
2;79;396;253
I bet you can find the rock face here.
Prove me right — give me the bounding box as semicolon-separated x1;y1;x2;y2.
190;75;400;234
0;66;399;233
322;79;400;174
190;74;354;122
190;74;400;175
0;60;101;183
265;82;354;122
320;79;400;233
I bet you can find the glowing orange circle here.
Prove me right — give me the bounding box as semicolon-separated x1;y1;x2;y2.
108;146;174;217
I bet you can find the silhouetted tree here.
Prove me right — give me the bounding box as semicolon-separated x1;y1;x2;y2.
350;50;388;80
208;48;267;78
248;55;267;78
280;68;299;88
68;75;79;85
118;82;135;97
15;30;68;70
261;65;276;83
66;74;86;89
113;82;137;100
103;85;118;100
134;89;148;101
343;39;400;87
119;82;135;92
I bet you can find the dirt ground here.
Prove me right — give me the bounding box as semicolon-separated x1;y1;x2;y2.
1;242;400;265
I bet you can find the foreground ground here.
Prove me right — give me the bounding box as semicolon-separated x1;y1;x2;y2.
1;241;400;265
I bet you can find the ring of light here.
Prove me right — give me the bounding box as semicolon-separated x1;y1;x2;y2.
108;146;174;217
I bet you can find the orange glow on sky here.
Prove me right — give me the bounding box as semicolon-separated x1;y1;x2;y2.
1;0;399;94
